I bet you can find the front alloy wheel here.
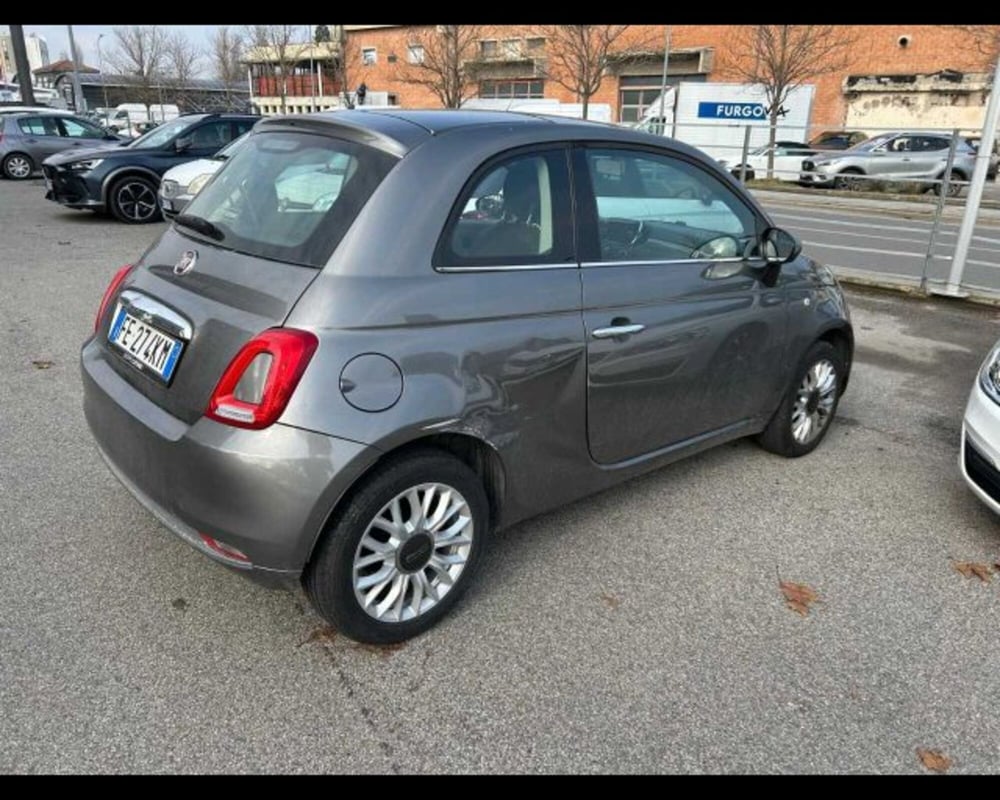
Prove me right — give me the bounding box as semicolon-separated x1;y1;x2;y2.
757;340;845;458
110;177;161;223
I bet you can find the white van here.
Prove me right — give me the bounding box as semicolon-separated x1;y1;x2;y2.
111;103;181;136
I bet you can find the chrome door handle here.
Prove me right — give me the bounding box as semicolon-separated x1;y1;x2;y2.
592;324;645;339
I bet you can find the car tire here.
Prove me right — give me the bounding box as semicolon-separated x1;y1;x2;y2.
304;449;490;644
756;340;845;458
936;169;966;198
108;175;162;224
2;152;34;180
833;170;864;191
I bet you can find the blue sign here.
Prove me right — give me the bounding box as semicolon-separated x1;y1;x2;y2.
698;101;768;120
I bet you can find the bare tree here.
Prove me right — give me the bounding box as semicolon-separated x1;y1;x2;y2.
163;30;203;101
726;25;856;177
210;26;245;107
397;25;484;109
314;25;331;44
106;25;167;107
538;25;633;119
330;24;362;108
242;24;307;113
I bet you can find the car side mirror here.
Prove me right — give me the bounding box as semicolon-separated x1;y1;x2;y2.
761;227;801;264
175;136;192;152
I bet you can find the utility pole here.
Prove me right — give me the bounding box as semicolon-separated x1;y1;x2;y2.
66;25;86;112
934;51;1000;298
9;25;36;105
656;26;671;136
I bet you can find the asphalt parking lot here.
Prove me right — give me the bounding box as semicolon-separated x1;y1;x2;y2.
3;177;1000;774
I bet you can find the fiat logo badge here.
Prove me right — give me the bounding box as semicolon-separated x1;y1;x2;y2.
174;250;197;276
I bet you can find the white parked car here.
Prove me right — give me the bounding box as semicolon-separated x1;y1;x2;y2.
718;141;819;182
961;342;1000;513
158;131;250;218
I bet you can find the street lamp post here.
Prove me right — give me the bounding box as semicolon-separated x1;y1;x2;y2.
96;34;110;122
66;25;86;112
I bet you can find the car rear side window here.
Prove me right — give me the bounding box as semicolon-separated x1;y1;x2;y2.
17;116;60;136
180;131;398;268
436;148;573;268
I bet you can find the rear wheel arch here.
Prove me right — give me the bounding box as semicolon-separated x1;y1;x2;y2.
304;431;506;568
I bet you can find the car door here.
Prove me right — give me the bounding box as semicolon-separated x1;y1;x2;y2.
907;135;952;178
16;115;65;161
574;144;788;465
872;135;916;177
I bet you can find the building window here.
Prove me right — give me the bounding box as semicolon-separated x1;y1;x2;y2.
525;37;545;54
616;74;705;123
480;40;497;58
479;79;545;99
387;93;399;106
407;44;425;65
361;47;377;66
501;39;522;59
387;53;397;64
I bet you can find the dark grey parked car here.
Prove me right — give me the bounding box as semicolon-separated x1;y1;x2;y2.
1;112;123;179
82;110;853;643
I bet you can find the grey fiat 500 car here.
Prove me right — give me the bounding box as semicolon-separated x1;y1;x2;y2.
82;110;853;643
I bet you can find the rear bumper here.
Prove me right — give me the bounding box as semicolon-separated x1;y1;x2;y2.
82;336;379;576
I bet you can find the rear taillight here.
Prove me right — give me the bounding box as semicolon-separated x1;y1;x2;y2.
95;264;133;333
206;328;318;430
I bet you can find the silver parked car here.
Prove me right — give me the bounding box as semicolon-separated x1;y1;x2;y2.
82;110;853;643
800;131;977;196
159;131;251;219
1;112;123;179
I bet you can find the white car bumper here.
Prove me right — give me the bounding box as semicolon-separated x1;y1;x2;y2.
961;377;1000;514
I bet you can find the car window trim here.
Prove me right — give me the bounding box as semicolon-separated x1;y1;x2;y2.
432;143;576;271
570;141;766;266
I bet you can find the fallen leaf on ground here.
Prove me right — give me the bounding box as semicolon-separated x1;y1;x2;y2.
170;598;188;612
600;592;622;610
31;360;54;369
297;625;338;648
953;561;992;583
917;747;952;773
780;581;819;616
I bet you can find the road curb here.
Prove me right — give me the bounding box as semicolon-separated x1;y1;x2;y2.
833;268;1000;308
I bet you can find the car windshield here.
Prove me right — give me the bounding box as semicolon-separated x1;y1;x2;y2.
179;131;399;268
128;117;194;149
846;134;895;153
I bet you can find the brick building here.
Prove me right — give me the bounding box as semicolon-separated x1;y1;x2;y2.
247;25;999;135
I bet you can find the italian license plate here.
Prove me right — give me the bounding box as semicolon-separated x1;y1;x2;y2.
108;304;183;383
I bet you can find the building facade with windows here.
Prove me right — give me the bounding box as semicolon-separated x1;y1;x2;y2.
246;25;1000;133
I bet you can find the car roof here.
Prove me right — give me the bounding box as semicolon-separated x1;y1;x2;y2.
257;108;688;158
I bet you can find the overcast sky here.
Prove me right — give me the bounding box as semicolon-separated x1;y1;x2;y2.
20;25;313;77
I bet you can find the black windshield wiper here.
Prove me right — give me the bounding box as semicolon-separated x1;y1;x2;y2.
174;213;225;241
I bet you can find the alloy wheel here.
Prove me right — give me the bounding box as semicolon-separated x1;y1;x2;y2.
352;482;474;623
791;358;838;445
5;155;32;179
116;181;158;221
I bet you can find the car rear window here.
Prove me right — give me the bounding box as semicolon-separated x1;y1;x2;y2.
179;131;398;268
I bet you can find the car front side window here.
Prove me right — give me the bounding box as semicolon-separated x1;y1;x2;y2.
581;147;757;263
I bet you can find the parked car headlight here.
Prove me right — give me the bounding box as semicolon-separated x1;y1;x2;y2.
68;159;103;172
186;172;214;196
979;345;1000;405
